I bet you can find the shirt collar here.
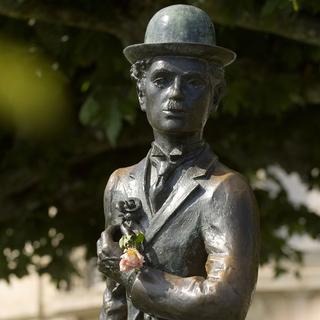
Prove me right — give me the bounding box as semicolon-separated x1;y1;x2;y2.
150;140;205;163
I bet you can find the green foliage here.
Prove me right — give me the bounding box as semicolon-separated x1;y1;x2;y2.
0;0;320;285
119;232;145;250
80;95;121;145
261;0;290;16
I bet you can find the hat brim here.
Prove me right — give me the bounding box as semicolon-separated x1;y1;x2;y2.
123;42;236;66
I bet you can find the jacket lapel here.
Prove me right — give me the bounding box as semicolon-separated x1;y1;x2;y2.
127;152;153;220
145;147;217;243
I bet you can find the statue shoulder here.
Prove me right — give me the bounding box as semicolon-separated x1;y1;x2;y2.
104;156;147;192
105;166;134;189
203;159;259;229
103;159;145;226
206;159;254;200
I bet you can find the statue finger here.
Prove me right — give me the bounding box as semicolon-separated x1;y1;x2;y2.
96;237;103;256
101;227;115;246
100;256;120;265
100;230;108;246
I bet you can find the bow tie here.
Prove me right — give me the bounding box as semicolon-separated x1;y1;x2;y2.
151;144;183;164
150;141;205;176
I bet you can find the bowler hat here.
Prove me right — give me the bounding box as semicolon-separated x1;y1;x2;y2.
123;4;236;66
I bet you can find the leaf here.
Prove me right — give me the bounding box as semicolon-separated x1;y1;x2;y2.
261;0;280;16
119;88;138;125
291;0;299;12
104;102;122;146
119;234;134;249
80;81;91;93
79;93;123;146
134;232;145;246
119;237;125;250
79;96;100;126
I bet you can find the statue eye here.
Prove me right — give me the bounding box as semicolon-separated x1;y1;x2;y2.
186;77;205;88
152;73;172;88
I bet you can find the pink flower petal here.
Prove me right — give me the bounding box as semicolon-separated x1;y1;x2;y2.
119;248;144;272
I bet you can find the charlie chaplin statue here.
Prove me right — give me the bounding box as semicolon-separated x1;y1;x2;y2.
97;5;259;320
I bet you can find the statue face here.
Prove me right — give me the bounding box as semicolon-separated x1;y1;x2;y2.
143;56;212;134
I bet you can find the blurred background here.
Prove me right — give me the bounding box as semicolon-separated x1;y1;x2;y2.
0;1;319;319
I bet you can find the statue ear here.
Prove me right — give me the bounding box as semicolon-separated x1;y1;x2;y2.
211;82;225;113
136;83;146;112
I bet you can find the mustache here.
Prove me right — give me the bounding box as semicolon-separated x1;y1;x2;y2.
162;100;186;112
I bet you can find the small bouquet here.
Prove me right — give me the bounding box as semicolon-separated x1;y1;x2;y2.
116;198;145;272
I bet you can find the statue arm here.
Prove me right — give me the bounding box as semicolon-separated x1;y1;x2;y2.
130;173;260;320
100;279;127;320
100;170;128;320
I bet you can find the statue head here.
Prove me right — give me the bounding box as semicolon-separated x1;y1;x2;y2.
123;5;236;135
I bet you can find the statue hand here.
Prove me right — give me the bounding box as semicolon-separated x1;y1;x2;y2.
97;226;122;279
97;226;139;290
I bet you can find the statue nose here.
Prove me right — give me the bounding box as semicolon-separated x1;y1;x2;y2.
169;76;184;100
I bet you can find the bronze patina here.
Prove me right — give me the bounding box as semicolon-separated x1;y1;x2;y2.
97;4;259;320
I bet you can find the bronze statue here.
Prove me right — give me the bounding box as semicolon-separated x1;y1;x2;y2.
97;4;259;320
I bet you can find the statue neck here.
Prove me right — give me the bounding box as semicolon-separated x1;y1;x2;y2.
152;130;204;155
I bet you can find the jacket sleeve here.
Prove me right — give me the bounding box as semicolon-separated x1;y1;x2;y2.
129;173;260;320
100;170;127;320
100;279;127;320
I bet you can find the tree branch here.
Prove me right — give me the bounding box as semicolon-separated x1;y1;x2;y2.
0;0;172;44
0;1;132;40
0;1;319;47
202;1;320;47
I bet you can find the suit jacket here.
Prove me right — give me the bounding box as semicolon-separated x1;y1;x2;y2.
100;146;260;320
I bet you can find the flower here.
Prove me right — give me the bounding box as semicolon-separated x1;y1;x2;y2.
119;247;144;272
124;198;141;212
116;198;142;222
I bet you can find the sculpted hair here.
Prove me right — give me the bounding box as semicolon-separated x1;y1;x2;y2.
208;62;226;111
130;58;226;111
130;59;152;87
